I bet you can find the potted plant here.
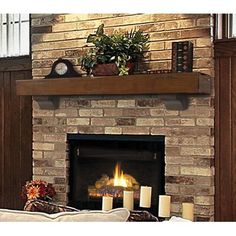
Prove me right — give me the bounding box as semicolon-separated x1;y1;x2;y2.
80;24;149;76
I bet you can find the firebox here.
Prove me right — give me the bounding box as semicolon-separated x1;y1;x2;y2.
67;134;165;216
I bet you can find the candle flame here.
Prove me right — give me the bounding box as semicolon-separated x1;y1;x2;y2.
113;163;128;187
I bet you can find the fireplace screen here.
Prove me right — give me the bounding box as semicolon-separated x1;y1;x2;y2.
68;134;165;216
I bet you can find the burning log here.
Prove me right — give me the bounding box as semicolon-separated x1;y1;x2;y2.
88;163;140;198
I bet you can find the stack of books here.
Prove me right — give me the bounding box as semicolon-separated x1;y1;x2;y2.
172;41;193;72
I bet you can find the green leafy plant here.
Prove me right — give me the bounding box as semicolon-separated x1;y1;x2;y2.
80;24;149;76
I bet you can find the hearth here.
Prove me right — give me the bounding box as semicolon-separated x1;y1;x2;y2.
67;134;165;216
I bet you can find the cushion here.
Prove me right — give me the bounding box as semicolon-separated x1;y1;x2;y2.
128;210;159;222
24;200;79;214
168;216;191;222
0;208;130;222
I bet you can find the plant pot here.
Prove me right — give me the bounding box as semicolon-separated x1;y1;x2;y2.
92;63;119;76
92;62;135;76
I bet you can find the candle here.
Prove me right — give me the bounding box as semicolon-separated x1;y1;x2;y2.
123;191;134;210
182;203;194;221
158;195;171;218
139;186;152;208
102;196;113;211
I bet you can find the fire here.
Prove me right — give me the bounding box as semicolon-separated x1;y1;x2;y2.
113;162;129;187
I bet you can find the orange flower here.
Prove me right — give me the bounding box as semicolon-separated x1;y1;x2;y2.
27;186;40;200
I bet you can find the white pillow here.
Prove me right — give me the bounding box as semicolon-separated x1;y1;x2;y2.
0;208;130;222
168;216;191;222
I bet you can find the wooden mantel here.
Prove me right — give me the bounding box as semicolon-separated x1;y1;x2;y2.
15;72;211;110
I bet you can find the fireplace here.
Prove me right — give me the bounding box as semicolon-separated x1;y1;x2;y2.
67;134;165;216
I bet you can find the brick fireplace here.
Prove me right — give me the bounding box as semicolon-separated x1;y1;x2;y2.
31;13;214;221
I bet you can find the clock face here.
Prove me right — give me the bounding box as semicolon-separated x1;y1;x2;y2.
55;62;68;75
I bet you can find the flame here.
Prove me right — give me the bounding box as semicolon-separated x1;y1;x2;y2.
113;162;128;187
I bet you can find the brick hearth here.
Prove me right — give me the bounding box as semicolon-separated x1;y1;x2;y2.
31;13;214;221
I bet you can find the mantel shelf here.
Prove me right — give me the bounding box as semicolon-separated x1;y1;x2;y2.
15;72;211;110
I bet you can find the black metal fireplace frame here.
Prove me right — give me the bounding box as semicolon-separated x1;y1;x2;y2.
67;134;165;215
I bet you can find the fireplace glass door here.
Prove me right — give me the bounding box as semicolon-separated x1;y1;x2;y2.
68;134;165;216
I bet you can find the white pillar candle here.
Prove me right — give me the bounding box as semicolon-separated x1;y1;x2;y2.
158;195;171;217
102;196;113;211
182;203;194;221
123;191;134;210
139;186;152;208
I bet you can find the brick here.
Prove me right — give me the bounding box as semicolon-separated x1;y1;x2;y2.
34;159;53;167
194;196;214;205
33;151;43;159
77;126;104;134
165;184;179;194
150;50;171;60
91;118;116;126
172;195;194;203
165;118;195;126
117;100;136;108
194;205;214;216
33;109;54;117
149;42;165;50
65;49;84;57
32;15;65;26
180;147;214;156
150;108;164;116
180;186;195;195
91;100;116;108
33;132;44;141
179;106;213;117
32;60;54;69
195;186;215;195
136;118;164;126
104;109;123;117
196;38;212;47
33;142;54;151
55;109;78;117
54;160;67;168
166;137;195;146
54;143;67;152
193;158;214;167
42;117;66;126
171;203;181;213
44;134;66;143
33;168;44;175
150;127;168;135
194;48;213;58
122;108;150;117
196;17;211;27
193;176;214;186
105;127;122;134
43;168;66;176
79;109;103;117
54;185;67;193
180;166;213;176
67;118;90;125
33;176;55;183
136;99;161;107
165;147;180;156
165;156;194;165
54;177;66;184
165;165;180;175
31;26;52;34
65;99;91;108
116;118;135;126
164;110;179;116
122;127;150;135
196;118;214;126
166;176;194;185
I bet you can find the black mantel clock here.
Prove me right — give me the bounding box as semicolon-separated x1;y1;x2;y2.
45;58;81;78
